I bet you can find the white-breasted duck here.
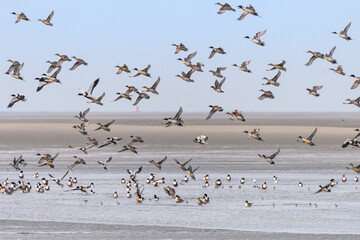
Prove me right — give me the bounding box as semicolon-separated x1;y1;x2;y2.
211;77;226;93
258;149;280;165
297;127;317;146
306;85;323;97
332;22;352;40
237;5;260;21
244;29;266;46
243;128;264;142
209;46;226;59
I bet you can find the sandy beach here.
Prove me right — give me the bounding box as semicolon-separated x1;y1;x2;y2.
1;112;360;239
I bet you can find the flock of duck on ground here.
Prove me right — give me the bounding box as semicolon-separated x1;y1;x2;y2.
3;4;360;207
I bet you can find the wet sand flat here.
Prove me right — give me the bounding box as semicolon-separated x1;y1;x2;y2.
0;113;360;239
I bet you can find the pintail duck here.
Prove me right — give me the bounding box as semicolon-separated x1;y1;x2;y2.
38;10;54;26
226;109;245;121
209;46;226;59
172;43;188;54
174;158;192;171
55;54;72;62
262;71;281;87
173;179;178;187
297;127;317;146
342;175;347;182
176;69;195;82
314;185;331;194
143;77;160;95
177;51;197;67
267;60;286;72
9;155;26;171
119;143;138;154
306;85;323;97
244;29;266;46
7;94;26;108
243;128;264;141
94;119;115;132
113;92;132;102
49;170;69;188
347;163;360;174
97;157;112;171
132;64;151;78
163;106;184;127
37;152;59;168
209;67;226;78
164;186;176;198
211;77;226;93
349;75;360;90
46;60;59;73
206;105;223;120
72;123;88;136
133;91;150;106
69;156;86;169
149;156;167;170
69;56;88;70
329;65;345;75
237;5;260;21
189;62;205;73
7;62;24;80
130;136;144;144
5;60;20;74
343;97;360;108
258;89;274;100
244;200;252;207
332;22;352;40
74;108;90;122
305;51;324;66
324;46;337;64
12;12;30;23
194;135;208;147
216;3;236;14
258;148;280;164
115;64;131;74
187;165;199;180
175;195;184;203
233;60;251;73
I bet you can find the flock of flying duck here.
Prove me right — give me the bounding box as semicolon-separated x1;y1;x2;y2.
2;5;360;208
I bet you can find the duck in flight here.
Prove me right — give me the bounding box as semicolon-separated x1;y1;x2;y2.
237;5;260;21
69;56;87;71
143;77;160;95
216;3;236;14
209;46;226;59
132;64;151;78
258;149;280;164
38;10;54;26
324;46;337;64
244;29;266;46
7;94;26;108
305;51;324;66
78;78;105;105
306;85;323;97
206;105;223;120
211;78;226;93
12;12;30;23
267;60;286;72
332;22;352;40
163;106;184;127
297;128;317;146
262;71;281;87
233;61;251;73
149;156;167;170
172;43;188;54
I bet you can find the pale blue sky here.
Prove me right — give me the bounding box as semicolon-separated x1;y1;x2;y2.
1;0;360;112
